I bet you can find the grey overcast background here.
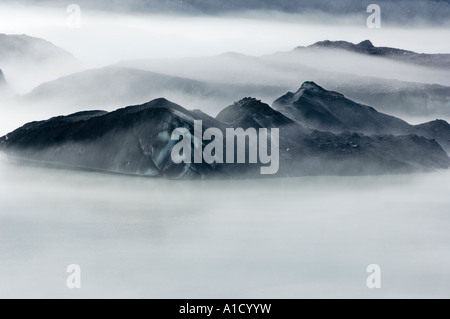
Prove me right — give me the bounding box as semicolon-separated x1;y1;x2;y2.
6;0;450;25
1;0;449;69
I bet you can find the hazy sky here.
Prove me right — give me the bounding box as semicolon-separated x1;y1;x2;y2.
4;0;450;25
2;161;450;298
0;2;449;67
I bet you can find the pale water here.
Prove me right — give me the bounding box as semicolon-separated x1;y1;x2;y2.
0;156;449;298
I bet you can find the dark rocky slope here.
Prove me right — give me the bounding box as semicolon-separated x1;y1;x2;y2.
0;99;228;179
1;84;449;179
273;82;450;153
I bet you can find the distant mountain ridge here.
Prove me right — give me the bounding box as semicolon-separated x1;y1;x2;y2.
22;66;287;114
9;33;447;120
0;33;81;93
0;34;76;63
118;40;450;119
2;82;449;179
299;40;450;69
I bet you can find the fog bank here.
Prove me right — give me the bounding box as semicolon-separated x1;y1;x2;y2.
1;160;450;298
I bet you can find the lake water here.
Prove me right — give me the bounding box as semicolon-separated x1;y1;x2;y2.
0;156;449;298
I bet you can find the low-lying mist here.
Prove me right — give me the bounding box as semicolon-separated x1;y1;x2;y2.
1;159;450;298
121;48;450;87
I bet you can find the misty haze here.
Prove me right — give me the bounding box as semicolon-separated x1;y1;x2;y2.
0;0;449;299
